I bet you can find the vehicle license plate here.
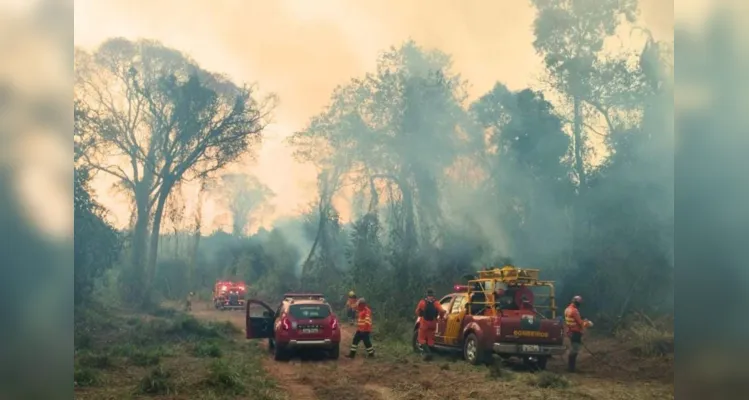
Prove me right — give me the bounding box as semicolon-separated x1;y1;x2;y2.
521;345;540;352
302;328;318;334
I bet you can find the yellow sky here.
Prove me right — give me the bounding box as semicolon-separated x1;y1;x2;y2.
74;0;673;233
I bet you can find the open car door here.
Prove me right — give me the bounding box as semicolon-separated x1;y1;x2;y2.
245;299;275;339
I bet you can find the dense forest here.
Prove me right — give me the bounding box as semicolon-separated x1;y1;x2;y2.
74;0;674;328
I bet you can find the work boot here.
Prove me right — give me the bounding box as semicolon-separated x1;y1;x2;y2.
366;349;375;358
422;345;432;361
567;354;577;372
347;351;356;359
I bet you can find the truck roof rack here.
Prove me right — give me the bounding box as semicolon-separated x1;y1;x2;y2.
282;293;326;303
477;266;541;283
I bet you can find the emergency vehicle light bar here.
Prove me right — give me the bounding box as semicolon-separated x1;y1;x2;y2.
283;293;325;299
453;285;469;291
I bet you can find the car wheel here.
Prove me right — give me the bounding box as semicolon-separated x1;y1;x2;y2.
329;344;340;360
463;334;481;365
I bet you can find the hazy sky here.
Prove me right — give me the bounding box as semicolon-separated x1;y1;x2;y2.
74;0;673;233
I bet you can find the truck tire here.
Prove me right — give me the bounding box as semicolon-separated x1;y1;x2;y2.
412;329;420;353
329;344;340;360
463;333;484;365
536;356;548;370
523;356;548;371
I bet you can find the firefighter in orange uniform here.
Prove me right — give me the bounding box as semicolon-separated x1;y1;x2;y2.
347;298;375;358
415;289;446;360
345;291;358;325
564;295;592;372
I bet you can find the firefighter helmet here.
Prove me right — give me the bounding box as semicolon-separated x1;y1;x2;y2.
572;295;583;303
348;291;355;297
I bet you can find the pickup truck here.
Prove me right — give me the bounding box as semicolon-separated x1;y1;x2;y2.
412;272;566;369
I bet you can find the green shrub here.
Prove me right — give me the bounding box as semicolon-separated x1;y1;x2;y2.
620;324;674;357
74;365;100;387
529;372;570;389
204;359;245;394
129;350;161;366
137;366;175;395
194;341;223;358
77;351;112;369
168;315;221;339
74;333;92;350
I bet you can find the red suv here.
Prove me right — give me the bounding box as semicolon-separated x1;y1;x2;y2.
245;293;341;361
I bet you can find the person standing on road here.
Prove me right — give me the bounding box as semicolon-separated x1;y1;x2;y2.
185;292;194;311
415;288;446;361
347;298;375;358
564;295;592;372
345;291;358;325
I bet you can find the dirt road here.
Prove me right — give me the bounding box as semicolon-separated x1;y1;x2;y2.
190;302;386;399
189;302;674;400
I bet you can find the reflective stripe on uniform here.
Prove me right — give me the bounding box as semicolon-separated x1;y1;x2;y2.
564;308;576;325
366;347;374;354
357;308;373;331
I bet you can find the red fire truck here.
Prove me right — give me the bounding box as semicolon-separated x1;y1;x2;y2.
213;280;247;311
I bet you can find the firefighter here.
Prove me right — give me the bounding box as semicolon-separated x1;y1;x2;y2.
520;295;535;312
415;288;446;361
346;291;358;325
185;292;194;311
347;298;375;358
564;295;592;372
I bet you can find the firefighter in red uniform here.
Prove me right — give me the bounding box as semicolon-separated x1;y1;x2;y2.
347;298;375;358
345;291;358;325
415;289;446;360
564;295;592;372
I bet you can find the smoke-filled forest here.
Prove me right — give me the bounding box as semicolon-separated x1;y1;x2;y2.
72;1;679;398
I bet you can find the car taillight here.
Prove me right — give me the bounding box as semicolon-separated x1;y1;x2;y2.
331;318;338;330
281;318;291;331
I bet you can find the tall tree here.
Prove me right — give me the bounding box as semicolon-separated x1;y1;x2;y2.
471;85;573;265
74;102;121;305
290;40;468;254
531;0;638;189
75;38;275;302
530;0;644;270
213;172;274;237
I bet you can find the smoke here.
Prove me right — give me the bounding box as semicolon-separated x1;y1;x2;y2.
267;215;315;276
1;0;73;397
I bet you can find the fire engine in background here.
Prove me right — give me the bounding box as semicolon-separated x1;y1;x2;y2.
412;265;565;370
213;280;247;311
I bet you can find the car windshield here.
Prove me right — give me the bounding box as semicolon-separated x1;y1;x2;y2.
289;304;330;319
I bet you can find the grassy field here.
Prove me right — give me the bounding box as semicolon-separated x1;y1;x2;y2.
74;303;673;400
74;304;284;400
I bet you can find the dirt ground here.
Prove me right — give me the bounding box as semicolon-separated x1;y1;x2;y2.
189;301;674;400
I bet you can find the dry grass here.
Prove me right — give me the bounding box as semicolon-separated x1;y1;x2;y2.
275;341;674;400
618;323;675;358
145;302;674;400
